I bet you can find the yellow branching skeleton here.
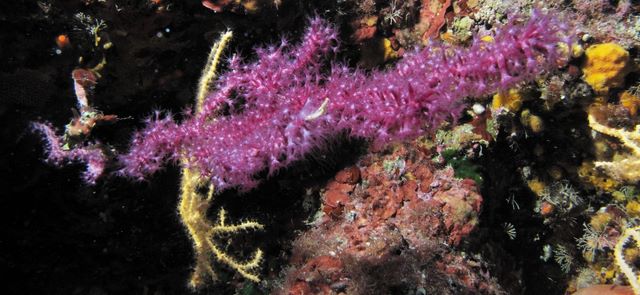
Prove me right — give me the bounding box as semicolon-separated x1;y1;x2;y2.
179;31;264;289
614;226;640;294
588;114;640;182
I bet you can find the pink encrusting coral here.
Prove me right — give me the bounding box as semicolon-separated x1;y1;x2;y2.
116;11;570;190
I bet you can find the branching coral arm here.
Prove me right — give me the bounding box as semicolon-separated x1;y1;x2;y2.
588;114;640;182
196;30;233;113
179;31;265;289
614;226;640;294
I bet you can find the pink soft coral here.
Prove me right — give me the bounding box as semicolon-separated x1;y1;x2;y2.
31;122;107;184
45;11;572;190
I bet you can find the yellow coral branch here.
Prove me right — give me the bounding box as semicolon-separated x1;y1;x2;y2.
179;167;264;288
177;31;265;289
588;114;640;182
196;30;233;113
614;225;640;294
588;114;640;156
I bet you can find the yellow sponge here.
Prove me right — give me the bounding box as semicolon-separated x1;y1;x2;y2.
492;89;523;112
582;43;630;94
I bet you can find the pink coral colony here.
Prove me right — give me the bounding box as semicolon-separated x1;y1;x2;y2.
35;11;571;190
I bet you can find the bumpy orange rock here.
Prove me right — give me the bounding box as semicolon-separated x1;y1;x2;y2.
280;142;494;294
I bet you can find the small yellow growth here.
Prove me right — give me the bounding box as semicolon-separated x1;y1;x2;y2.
620;91;640;117
589;212;612;232
614;226;640;294
571;44;584;58
528;115;544;133
626;201;640;217
612;190;629;202
582;43;630;94
588;114;640;183
520;109;544;133
404;171;416;181
527;178;546;197
180;31;265;289
240;0;260;13
557;42;583;59
440;31;457;44
364;16;378;27
480;35;494;43
382;38;399;62
625;247;640;264
492;89;523;112
359;37;396;68
604;268;617;281
593;138;613;159
578;161;619;191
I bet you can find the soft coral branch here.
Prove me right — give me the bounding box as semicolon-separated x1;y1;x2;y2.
32;122;107;184
118;11;571;191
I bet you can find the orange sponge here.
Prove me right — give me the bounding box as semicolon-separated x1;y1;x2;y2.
582;43;630;94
